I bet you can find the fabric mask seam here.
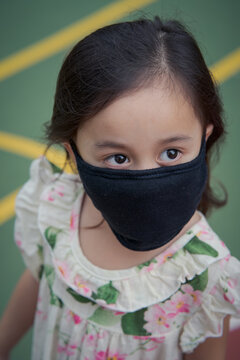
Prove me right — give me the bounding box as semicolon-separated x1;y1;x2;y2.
77;162;205;180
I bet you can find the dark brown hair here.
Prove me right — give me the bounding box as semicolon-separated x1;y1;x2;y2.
45;15;227;216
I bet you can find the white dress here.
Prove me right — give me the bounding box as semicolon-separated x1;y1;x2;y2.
14;156;240;360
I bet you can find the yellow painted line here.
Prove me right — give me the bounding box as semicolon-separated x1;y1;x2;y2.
211;48;240;83
0;0;156;81
0;131;73;173
0;189;19;225
0;131;46;158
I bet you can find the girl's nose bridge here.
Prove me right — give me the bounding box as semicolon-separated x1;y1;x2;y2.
134;156;160;170
130;142;160;169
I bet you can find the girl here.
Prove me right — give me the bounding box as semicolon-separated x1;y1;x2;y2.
0;15;239;360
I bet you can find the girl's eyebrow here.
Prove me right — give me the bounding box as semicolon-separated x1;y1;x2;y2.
94;135;193;150
94;141;129;149
159;135;193;145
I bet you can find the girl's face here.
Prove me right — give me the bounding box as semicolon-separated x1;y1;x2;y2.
71;83;213;170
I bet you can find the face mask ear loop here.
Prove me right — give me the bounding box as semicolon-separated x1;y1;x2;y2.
199;133;206;154
69;139;76;151
69;139;80;160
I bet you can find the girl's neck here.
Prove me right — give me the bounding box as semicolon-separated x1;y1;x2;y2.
78;192;201;270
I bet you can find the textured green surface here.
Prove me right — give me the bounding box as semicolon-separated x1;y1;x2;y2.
0;1;239;358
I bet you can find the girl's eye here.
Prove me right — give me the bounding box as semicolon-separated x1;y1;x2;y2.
160;149;181;163
105;154;129;166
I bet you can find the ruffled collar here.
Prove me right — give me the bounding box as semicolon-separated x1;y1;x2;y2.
37;157;230;311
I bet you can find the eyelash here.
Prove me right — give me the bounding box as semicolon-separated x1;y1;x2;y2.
103;149;182;167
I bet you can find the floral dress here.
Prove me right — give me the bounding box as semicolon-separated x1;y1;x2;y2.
15;157;240;360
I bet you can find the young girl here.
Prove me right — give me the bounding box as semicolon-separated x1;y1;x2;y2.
0;15;239;360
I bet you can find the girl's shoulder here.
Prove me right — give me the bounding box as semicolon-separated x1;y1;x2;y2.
15;156;83;214
15;155;85;240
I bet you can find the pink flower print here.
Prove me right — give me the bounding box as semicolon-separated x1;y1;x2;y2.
82;334;96;347
98;330;108;339
14;231;23;249
151;336;165;344
68;310;82;324
157;251;174;266
210;285;217;296
15;239;22;248
70;209;79;232
133;336;165;352
82;331;108;348
133;335;150;340
47;193;54;202
96;351;105;360
145;262;155;272
156;244;181;266
36;296;47;321
197;219;211;233
74;274;91;295
223;291;235;304
55;259;70;280
114;311;125;316
46;185;64;202
219;254;231;269
96;352;108;360
36;308;47;320
56;187;64;197
144;304;175;335
181;284;202;305
162;252;174;262
196;228;214;242
134;336;165;343
227;278;238;289
57;343;77;356
73;313;81;324
164;292;193;315
95;351;126;360
222;277;237;304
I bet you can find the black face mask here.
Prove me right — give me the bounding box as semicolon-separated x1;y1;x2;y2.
70;138;207;251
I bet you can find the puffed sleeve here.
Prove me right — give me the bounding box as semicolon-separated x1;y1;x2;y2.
179;255;240;353
14;157;53;280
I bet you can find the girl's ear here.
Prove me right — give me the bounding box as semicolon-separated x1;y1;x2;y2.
205;124;214;141
63;142;77;165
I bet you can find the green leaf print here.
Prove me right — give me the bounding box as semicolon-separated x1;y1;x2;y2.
186;269;208;291
50;291;64;308
183;236;218;257
67;287;95;305
49;161;63;174
92;281;119;304
44;265;63;308
88;307;121;326
37;245;44;280
44;265;55;286
44;226;61;249
38;264;44;280
37;245;44;261
137;258;157;270
121;308;150;336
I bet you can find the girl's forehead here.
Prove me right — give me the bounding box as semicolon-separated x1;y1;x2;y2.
77;85;202;140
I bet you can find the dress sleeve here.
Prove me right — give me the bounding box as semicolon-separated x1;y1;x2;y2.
14;157;53;280
179;255;240;353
